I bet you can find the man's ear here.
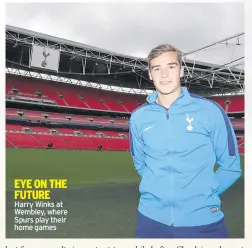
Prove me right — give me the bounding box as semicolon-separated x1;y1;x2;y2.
180;66;184;78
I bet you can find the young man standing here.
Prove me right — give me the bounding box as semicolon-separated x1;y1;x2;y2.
129;44;242;238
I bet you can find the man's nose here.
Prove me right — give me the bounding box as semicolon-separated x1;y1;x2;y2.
161;67;169;77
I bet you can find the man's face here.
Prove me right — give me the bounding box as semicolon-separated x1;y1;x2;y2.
148;51;182;95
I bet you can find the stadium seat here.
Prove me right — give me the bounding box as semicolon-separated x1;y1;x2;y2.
6;108;129;127
6;132;45;148
209;96;244;113
6;75;146;112
32;133;76;149
6;138;15;147
6;124;23;131
5;123;130;151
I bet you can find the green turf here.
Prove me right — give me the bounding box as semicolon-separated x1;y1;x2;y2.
6;148;140;189
6;148;244;189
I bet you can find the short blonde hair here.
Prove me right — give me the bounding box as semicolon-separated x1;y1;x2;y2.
147;44;182;68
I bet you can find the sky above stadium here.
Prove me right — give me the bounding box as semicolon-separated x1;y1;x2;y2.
6;2;244;68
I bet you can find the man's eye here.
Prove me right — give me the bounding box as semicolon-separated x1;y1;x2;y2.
154;68;160;71
170;66;175;69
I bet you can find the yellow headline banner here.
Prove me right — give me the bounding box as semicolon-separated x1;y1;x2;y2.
13;179;67;200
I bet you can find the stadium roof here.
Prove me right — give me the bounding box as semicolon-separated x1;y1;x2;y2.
6;25;244;96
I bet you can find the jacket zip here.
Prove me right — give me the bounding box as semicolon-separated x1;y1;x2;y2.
149;92;187;226
153;102;174;225
166;109;169;119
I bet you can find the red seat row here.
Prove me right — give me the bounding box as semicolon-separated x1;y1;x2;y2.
6;108;128;127
5;123;130;151
6;108;243;130
6;75;244;113
209;95;244;113
6;132;130;151
6;75;144;112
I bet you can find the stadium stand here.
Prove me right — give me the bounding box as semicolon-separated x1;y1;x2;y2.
6;75;144;111
6;73;244;153
209;95;244;113
6;132;45;148
5;121;130;151
6;108;129;126
7;74;245;114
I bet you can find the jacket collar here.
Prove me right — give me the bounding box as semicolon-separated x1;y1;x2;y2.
146;87;192;106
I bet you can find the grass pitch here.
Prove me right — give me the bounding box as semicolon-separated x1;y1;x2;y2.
6;148;139;188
